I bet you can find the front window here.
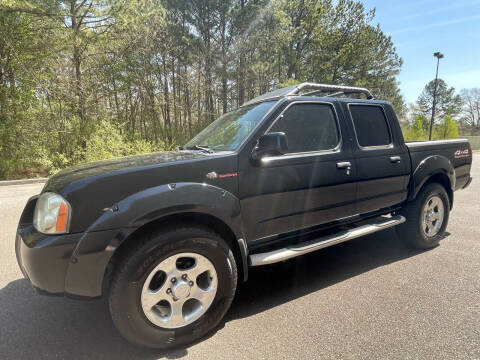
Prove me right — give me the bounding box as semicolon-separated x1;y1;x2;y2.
184;101;276;151
268;103;340;153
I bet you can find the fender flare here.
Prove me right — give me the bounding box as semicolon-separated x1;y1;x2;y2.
89;182;243;235
408;155;455;202
64;182;248;297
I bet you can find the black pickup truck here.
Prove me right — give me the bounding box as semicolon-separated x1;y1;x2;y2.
16;83;472;348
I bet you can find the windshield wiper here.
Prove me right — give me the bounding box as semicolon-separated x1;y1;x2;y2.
179;145;214;153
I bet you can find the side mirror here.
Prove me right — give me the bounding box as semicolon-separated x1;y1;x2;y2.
251;132;288;161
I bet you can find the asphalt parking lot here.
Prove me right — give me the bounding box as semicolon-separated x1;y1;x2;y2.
0;155;479;360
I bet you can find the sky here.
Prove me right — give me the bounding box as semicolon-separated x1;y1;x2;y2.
361;0;480;104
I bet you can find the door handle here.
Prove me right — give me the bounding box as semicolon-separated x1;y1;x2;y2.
336;161;351;169
390;156;401;163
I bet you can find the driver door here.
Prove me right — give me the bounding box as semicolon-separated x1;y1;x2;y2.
239;101;357;242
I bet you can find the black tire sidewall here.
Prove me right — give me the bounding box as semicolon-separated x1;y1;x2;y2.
409;183;450;248
109;227;237;349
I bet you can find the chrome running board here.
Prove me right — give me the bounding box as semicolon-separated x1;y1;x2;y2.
249;215;406;266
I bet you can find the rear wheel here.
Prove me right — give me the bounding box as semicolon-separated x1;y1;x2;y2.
397;183;450;249
108;224;237;349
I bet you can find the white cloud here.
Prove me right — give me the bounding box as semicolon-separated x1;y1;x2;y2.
397;0;480;21
390;15;480;35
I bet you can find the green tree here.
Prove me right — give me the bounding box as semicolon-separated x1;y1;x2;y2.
0;3;59;177
238;0;405;115
416;79;462;126
0;0;408;179
433;115;459;140
403;114;428;141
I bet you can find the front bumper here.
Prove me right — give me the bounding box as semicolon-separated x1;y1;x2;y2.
15;195;121;298
15;226;81;295
16;225;121;298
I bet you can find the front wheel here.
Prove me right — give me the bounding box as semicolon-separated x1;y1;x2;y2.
108;224;237;349
397;183;450;249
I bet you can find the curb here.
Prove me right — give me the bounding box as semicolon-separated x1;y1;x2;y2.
0;178;47;186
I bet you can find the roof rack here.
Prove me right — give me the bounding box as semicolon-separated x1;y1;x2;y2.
242;82;374;107
287;82;374;100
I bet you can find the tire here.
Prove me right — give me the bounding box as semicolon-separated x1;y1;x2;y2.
108;224;237;349
397;182;450;249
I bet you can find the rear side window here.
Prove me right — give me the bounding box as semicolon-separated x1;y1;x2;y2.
350;105;391;147
268;103;339;153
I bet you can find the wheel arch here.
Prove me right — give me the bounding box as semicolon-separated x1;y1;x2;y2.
408;155;455;209
65;182;249;298
103;211;248;297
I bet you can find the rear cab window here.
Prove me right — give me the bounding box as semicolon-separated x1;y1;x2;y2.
349;104;391;148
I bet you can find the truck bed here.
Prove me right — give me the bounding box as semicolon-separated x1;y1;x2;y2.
406;138;472;190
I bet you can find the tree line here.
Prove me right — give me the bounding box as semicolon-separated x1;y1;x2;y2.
0;0;405;178
0;0;477;180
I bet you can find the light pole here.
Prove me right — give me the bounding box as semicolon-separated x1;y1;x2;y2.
429;51;444;140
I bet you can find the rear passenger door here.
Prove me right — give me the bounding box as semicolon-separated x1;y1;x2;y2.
345;103;410;214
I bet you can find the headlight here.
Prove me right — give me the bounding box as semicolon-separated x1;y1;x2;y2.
33;192;72;234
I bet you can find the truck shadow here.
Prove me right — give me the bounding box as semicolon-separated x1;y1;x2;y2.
0;229;444;359
227;229;445;321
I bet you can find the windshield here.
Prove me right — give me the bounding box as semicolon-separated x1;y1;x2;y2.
184;101;276;151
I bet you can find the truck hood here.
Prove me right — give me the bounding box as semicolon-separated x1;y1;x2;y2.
41;149;238;233
43;151;210;194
